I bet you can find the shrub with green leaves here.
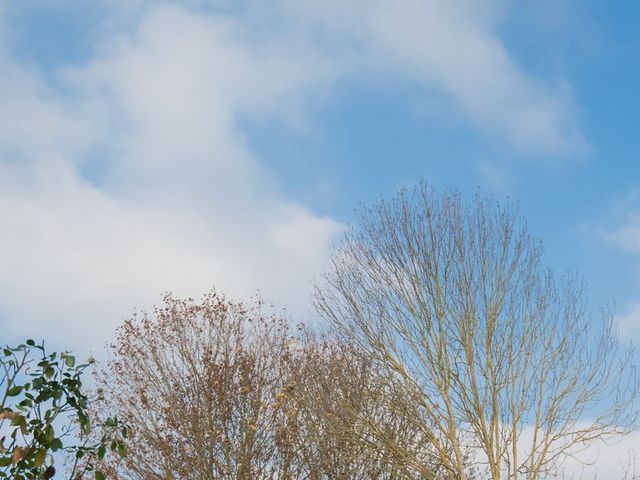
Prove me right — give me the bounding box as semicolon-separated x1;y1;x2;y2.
0;340;126;480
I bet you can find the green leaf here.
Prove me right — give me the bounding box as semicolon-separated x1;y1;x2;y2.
95;471;105;480
117;441;126;458
50;438;63;452
64;355;75;368
44;424;55;443
6;385;23;397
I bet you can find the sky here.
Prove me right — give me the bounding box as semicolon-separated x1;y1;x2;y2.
0;0;638;334
0;2;639;334
3;0;640;474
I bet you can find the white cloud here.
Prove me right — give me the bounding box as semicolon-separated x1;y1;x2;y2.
465;422;640;479
607;206;640;339
613;304;640;338
83;0;583;153
606;212;640;254
0;5;342;351
550;429;640;480
0;0;582;351
278;0;583;153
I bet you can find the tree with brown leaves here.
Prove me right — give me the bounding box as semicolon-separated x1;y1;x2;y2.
93;291;304;479
92;290;452;479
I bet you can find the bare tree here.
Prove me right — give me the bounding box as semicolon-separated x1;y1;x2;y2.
293;336;453;479
314;183;639;480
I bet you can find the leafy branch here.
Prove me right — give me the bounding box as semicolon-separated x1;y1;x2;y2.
0;340;126;480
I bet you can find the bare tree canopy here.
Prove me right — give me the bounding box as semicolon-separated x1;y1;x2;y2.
295;336;453;479
314;183;639;480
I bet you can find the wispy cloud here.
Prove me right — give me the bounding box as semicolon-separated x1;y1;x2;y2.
606;211;640;254
613;303;640;339
279;0;584;153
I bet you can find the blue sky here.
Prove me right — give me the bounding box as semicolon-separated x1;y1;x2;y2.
2;0;640;353
3;0;640;472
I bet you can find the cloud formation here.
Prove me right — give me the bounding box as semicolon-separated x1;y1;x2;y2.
613;303;640;339
607;210;640;254
0;0;582;351
0;6;342;349
279;0;583;153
